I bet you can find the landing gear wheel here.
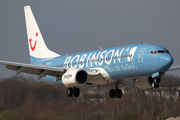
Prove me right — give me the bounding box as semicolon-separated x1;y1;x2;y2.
67;88;73;97
109;89;116;98
116;89;122;98
74;88;80;97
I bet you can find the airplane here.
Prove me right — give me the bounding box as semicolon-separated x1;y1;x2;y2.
0;5;180;98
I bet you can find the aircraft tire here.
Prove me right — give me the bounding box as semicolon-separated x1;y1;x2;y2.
67;88;73;97
116;89;122;98
109;89;116;98
74;88;80;97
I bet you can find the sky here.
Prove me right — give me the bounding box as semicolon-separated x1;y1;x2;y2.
0;0;180;78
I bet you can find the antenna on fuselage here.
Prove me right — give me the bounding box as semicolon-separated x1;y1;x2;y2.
100;46;102;50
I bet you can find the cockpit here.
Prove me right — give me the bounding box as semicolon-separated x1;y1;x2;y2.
150;50;170;55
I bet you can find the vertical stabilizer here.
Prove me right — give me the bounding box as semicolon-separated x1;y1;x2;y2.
24;6;60;63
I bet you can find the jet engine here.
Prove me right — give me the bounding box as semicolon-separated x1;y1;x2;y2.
62;68;88;87
135;76;161;89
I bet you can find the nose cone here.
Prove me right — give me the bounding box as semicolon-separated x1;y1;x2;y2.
160;54;174;72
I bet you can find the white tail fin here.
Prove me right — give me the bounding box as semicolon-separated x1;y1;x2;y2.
24;6;60;63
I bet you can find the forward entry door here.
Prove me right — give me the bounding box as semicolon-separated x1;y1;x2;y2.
138;48;145;63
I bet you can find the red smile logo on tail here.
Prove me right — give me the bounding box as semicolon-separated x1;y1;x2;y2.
29;32;38;51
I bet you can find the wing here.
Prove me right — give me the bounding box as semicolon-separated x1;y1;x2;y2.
0;60;101;83
0;60;66;81
168;65;180;71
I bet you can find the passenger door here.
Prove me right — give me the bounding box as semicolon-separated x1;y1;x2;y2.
138;48;145;63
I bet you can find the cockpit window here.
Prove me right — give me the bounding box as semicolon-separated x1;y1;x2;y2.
157;50;165;53
150;50;169;55
150;50;157;55
165;50;170;53
154;51;157;54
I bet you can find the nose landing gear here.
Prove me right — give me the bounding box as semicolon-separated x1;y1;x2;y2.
152;78;159;88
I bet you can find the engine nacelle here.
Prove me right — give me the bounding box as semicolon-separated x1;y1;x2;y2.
62;68;88;87
135;76;161;89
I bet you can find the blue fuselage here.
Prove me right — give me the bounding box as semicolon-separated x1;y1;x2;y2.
32;44;173;86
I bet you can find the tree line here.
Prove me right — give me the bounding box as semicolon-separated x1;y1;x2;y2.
0;74;180;120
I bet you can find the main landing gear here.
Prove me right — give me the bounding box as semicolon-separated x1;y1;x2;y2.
109;83;122;98
67;87;80;97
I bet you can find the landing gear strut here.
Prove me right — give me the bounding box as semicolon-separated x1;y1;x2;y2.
109;83;122;98
67;87;80;97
